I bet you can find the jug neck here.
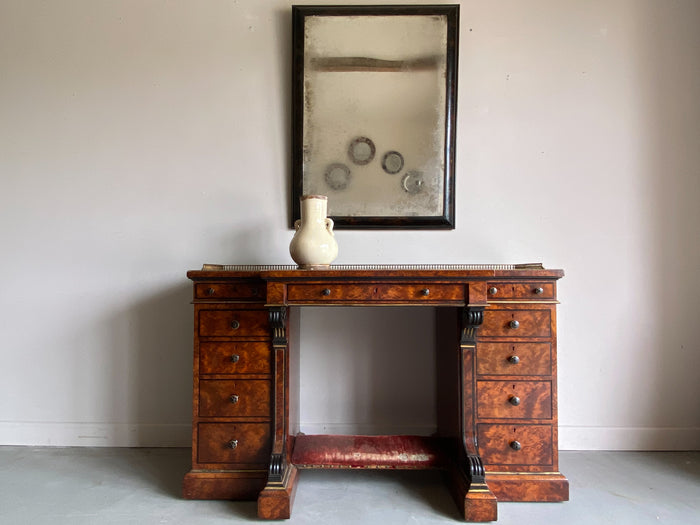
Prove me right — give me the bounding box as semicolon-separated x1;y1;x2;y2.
300;195;328;222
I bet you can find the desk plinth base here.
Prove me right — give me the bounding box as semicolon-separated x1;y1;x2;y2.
183;470;267;500
486;472;569;502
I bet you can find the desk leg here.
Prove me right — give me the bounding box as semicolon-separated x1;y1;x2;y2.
258;462;298;520
448;453;498;522
258;307;299;519
449;305;497;522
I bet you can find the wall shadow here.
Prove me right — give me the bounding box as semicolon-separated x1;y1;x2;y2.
642;3;700;443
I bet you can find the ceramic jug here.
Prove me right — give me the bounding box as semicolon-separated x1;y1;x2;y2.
289;195;338;269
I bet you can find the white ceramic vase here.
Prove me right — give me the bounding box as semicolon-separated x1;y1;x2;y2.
289;195;338;269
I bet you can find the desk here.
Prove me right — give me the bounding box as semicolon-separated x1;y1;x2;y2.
183;265;568;521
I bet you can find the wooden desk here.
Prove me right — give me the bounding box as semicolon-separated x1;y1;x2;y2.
183;265;568;521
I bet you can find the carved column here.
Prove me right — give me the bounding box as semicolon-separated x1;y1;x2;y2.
457;304;498;522
257;306;298;519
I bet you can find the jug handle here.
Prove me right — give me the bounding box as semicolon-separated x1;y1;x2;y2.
325;218;335;236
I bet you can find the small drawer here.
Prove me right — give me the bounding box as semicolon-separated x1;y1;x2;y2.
199;379;271;417
479;309;551;338
477;424;553;466
476;343;551;376
477;380;552;419
200;342;272;375
287;284;373;302
379;284;464;302
487;282;555;300
195;282;264;301
197;422;271;465
199;309;269;337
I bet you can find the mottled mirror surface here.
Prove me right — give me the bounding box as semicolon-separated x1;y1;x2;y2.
301;14;448;218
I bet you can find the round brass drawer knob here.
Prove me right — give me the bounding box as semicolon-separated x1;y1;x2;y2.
509;320;520;329
509;396;521;406
421;288;430;296
228;439;238;450
510;440;522;451
534;287;544;295
230;354;240;363
488;287;498;295
230;394;239;404
322;288;331;296
230;320;240;330
508;355;520;364
206;288;215;296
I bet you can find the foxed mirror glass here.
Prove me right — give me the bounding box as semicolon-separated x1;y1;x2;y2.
292;5;459;229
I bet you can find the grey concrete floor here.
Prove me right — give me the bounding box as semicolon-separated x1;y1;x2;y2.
0;447;698;524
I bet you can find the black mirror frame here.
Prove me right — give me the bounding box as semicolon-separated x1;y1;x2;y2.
291;4;459;229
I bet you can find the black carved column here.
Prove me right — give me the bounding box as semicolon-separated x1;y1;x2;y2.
457;304;497;521
267;306;288;483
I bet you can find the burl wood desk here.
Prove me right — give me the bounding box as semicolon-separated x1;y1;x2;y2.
183;264;568;521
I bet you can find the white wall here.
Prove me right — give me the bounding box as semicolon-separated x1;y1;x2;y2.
0;0;698;450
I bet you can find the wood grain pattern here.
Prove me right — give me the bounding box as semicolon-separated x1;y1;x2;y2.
477;424;553;466
183;471;267;500
257;464;298;520
486;473;569;502
476;381;552;419
198;309;270;337
199;379;271;417
479;309;552;338
194;281;264;301
286;283;465;303
197;422;271;465
199;341;272;375
476;342;551;376
486;282;555;300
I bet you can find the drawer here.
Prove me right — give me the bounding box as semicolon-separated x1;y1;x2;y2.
287;284;372;302
476;343;551;376
479;309;551;338
287;283;464;303
477;380;552;419
200;342;272;375
195;282;264;301
477;424;553;466
197;422;271;465
199;309;269;337
199;379;271;417
487;282;555;300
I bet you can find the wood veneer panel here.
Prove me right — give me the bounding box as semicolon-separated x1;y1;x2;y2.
476;381;552;419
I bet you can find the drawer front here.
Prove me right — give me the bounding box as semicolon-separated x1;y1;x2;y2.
476;343;551;376
199;309;269;337
487;282;555;300
286;283;464;303
197;422;271;465
200;342;272;375
480;309;551;338
477;380;552;419
195;282;264;301
199;380;271;417
378;284;465;302
287;284;372;302
477;424;553;466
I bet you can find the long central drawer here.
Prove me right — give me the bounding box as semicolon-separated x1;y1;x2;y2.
286;283;465;303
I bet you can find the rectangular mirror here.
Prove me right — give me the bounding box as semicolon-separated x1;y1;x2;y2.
292;5;459;229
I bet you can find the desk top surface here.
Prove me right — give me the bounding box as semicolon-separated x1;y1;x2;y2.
187;264;564;281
